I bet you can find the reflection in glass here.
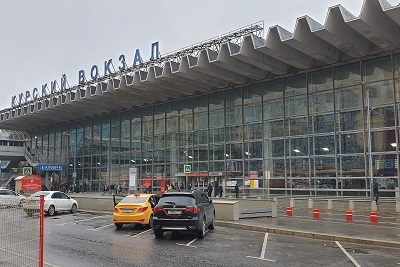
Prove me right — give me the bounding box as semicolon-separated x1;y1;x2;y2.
340;156;366;177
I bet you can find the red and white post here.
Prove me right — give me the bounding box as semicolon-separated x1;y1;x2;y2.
39;195;44;267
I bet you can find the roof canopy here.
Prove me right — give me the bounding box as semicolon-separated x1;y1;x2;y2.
1;0;400;131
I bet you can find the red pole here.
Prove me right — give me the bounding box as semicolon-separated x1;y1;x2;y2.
39;195;44;267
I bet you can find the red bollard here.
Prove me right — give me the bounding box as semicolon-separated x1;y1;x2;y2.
313;208;320;220
345;210;353;222
370;211;378;223
286;207;293;217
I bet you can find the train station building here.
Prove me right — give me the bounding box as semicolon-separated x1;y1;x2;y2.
1;0;400;197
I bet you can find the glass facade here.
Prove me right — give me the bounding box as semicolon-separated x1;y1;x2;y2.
28;54;400;197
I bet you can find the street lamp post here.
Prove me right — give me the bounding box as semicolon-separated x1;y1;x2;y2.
363;82;374;200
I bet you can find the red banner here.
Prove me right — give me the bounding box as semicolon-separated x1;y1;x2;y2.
21;178;42;191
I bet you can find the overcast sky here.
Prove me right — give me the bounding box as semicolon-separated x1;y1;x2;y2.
0;0;396;110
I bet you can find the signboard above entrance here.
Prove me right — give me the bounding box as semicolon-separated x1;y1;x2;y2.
38;164;64;172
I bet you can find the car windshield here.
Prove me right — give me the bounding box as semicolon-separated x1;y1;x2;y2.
119;196;147;204
30;192;51;197
158;195;195;206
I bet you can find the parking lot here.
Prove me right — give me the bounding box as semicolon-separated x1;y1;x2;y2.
40;212;400;267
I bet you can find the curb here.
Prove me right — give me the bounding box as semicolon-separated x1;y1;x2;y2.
215;221;400;248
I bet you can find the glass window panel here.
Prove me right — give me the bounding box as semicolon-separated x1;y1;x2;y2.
264;79;283;101
226;160;243;173
166;148;178;162
312;157;337;177
309;90;334;113
339;178;367;189
264;120;284;138
194;130;208;145
374;154;398;177
194;112;208;129
166;102;179;117
244;141;262;158
290;137;309;156
368;106;395;129
209;109;224;127
340;155;366;177
179;99;193;115
225;88;242;107
244;160;263;178
363;56;392;83
289;117;308;136
312;178;337;189
265;159;285;178
374;177;398;189
226;106;242;124
264;139;285;157
396;53;400;77
314;135;335;155
264;99;284;120
308;69;333;92
226;143;243;159
313;114;334;133
285;95;308;116
194;96;208;113
244;123;262;140
371;130;396;152
209;127;224;143
289;178;310;188
244;104;262;123
209;144;224;160
364;80;394;106
226;125;243;142
179;115;192;132
339;133;364;154
290;158;310;177
209;93;224;111
284;75;307;97
243;84;262;105
337;110;363;131
194;145;208;161
210;161;225;172
334;63;361;88
336;85;363;110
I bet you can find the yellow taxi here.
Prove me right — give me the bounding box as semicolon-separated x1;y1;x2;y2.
113;193;158;229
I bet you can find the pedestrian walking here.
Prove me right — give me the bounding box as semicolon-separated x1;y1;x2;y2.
207;183;213;197
373;182;379;205
214;181;218;197
103;184;108;195
109;184;115;195
218;184;223;198
234;184;239;198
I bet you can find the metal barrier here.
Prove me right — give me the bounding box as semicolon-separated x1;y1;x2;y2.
0;195;44;267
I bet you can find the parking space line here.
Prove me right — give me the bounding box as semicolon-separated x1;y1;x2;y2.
335;241;361;267
246;233;276;262
126;228;153;237
87;224;115;231
55;215;106;226
177;230;209;247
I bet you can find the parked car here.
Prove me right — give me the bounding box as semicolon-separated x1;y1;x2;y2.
113;193;159;229
152;189;215;239
0;188;26;207
23;191;78;216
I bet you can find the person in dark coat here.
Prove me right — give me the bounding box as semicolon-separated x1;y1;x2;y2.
373;182;379;205
214;181;219;197
217;184;223;198
234;184;239;198
207;183;213;197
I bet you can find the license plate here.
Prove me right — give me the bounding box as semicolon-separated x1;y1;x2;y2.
167;210;182;215
122;209;134;213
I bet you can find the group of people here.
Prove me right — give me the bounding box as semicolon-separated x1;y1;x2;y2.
102;184;123;195
207;182;224;198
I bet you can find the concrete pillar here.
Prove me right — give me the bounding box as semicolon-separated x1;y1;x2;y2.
396;201;400;213
290;198;295;208
257;197;262;200
308;198;313;209
327;199;333;210
349;200;355;211
273;197;278;206
271;201;277;218
371;201;377;211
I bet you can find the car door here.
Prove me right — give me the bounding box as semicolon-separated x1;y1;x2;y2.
199;193;212;224
59;192;71;210
50;192;62;210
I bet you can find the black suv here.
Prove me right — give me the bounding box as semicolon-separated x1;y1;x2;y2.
152;189;215;238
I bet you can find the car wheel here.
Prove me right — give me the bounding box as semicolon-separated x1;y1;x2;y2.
115;223;123;230
154;229;163;238
208;213;215;230
197;217;206;238
70;204;77;214
147;214;153;229
47;205;55;216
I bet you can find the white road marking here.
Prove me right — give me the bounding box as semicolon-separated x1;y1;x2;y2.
246;232;276;262
176;230;209;247
55;215;105;226
87;224;115;231
335;241;361;267
126;228;153;237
